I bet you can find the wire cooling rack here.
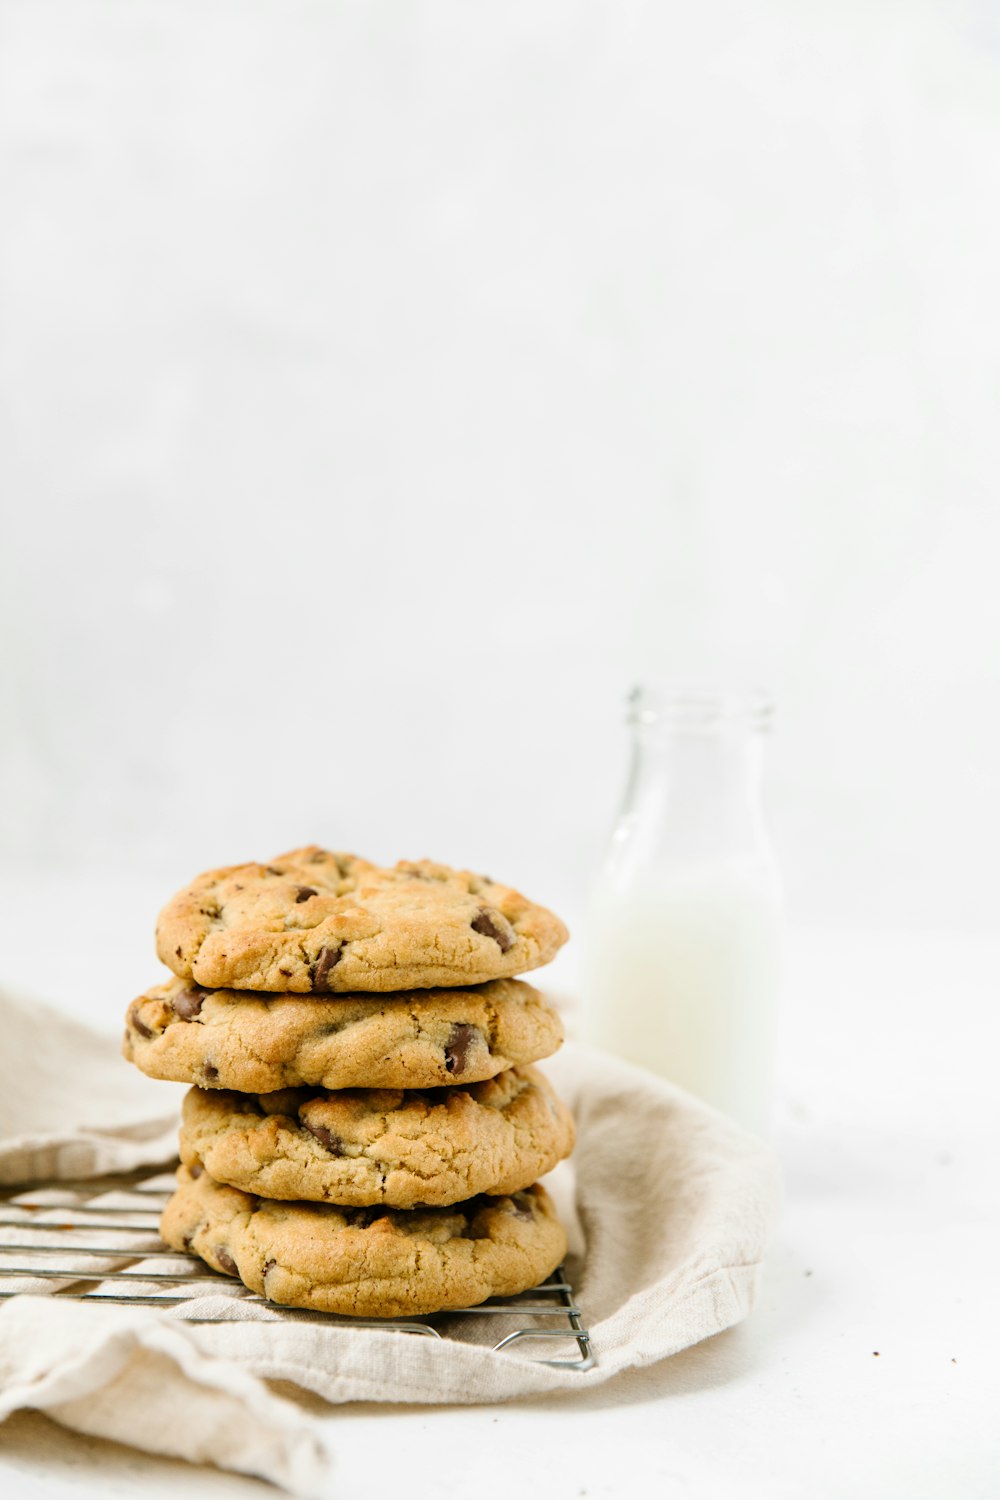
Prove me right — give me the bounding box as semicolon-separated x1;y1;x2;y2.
0;1165;593;1371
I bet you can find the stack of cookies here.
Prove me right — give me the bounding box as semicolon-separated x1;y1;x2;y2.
123;847;573;1318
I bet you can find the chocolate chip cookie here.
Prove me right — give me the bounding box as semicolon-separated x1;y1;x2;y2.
161;1164;566;1316
177;1064;574;1208
124;977;563;1092
155;847;568;993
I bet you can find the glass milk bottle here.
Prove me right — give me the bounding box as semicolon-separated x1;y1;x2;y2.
582;686;783;1135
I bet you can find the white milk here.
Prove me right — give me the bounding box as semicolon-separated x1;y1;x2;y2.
582;858;783;1135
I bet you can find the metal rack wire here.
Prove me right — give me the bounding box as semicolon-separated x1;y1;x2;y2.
0;1165;593;1371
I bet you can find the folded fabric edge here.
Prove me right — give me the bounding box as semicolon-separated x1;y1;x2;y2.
0;1295;336;1499
165;1255;768;1406
0;1120;181;1185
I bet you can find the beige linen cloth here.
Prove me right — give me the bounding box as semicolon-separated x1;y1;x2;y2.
0;985;780;1496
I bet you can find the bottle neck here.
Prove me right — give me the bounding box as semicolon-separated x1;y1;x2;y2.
599;686;777;885
624;725;768;856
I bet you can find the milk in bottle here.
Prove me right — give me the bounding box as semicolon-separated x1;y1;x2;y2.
582;688;782;1135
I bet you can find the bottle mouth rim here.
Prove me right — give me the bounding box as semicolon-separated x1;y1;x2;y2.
627;684;774;730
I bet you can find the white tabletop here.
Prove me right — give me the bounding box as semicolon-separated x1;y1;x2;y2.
0;911;994;1500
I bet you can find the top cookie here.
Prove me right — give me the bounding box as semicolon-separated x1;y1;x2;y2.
156;847;568;993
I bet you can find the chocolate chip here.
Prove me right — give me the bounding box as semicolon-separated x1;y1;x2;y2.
278;966;293;977
189;1162;204;1179
303;1121;344;1155
129;1006;155;1040
471;907;514;952
311;944;343;991
172;987;205;1020
509;1195;534;1221
262;1257;276;1278
444;1022;479;1076
348;1207;388;1228
215;1247;237;1276
203;1063;219;1083
175;946;183;959
295;886;317;903
266;866;282;876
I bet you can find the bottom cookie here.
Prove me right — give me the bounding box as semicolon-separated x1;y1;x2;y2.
160;1164;567;1317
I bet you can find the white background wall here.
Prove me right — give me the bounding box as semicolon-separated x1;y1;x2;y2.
2;0;999;950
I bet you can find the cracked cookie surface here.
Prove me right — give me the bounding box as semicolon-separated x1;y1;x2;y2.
161;1164;567;1316
177;1065;574;1208
124;976;563;1091
155;846;568;993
